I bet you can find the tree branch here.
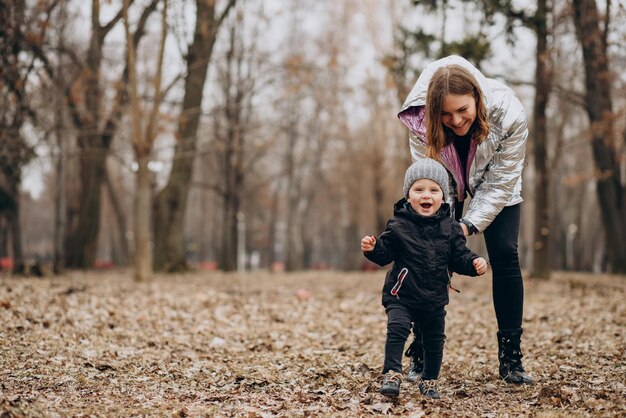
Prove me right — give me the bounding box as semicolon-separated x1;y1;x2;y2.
218;0;238;26
146;0;169;145
101;0;160;148
190;181;224;195
100;0;136;40
602;0;610;55
133;0;159;47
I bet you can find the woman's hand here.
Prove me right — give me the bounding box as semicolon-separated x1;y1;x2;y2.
460;222;469;237
361;236;376;252
473;257;488;275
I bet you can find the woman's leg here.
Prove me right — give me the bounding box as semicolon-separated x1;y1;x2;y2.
483;204;532;384
483;204;523;330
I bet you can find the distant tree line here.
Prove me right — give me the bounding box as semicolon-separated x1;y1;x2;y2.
0;0;624;278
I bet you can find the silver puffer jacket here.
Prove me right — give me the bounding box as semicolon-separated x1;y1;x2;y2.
398;55;528;233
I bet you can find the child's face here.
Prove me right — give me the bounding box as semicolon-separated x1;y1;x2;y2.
407;179;444;217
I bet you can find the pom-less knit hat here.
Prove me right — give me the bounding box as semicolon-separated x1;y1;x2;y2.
403;158;450;199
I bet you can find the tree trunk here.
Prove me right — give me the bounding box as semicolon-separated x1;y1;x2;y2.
0;0;34;273
64;0;106;268
124;0;167;281
219;149;242;272
220;113;239;272
153;0;236;272
0;216;8;258
285;122;302;271
0;143;29;274
342;217;360;271
8;194;24;273
216;20;247;272
103;168;129;265
53;127;67;273
285;188;302;271
531;0;552;279
266;185;280;269
219;193;238;271
65;146;106;267
572;0;626;273
372;147;387;234
134;156;153;281
300;220;313;269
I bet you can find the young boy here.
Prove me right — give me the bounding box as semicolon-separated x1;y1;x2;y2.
361;158;488;399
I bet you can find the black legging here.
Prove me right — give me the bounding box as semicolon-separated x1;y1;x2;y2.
454;202;524;330
384;303;446;379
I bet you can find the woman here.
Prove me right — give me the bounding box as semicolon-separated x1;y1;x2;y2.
398;55;532;385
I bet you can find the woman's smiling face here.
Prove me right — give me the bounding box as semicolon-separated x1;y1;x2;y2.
441;93;477;136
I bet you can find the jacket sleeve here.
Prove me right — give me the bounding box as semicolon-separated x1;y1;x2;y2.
465;89;528;232
364;219;398;267
448;221;479;276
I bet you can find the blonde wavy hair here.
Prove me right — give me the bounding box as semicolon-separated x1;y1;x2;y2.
425;65;489;160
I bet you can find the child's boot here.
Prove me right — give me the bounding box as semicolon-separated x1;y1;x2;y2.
418;378;440;399
404;339;423;382
497;328;533;385
380;370;403;397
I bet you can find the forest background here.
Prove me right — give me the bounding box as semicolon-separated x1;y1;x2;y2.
1;0;625;280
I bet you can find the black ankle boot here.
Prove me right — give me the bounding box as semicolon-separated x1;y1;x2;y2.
380;371;403;397
404;338;423;382
418;379;440;399
497;328;533;385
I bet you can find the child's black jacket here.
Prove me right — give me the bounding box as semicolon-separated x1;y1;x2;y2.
365;199;479;311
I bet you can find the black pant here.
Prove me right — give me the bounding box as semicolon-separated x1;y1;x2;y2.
454;202;524;330
383;303;446;380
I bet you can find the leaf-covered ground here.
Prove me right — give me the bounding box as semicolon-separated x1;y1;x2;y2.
1;270;624;417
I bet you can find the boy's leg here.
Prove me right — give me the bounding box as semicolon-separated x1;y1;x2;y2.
381;304;411;397
418;307;446;380
405;323;424;381
416;307;446;399
383;304;412;374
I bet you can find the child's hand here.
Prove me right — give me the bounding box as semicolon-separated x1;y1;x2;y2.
473;257;488;275
361;236;376;252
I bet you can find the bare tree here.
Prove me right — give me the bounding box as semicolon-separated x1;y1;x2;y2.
530;0;554;279
210;8;276;271
572;0;626;273
0;0;61;273
123;0;168;281
152;0;237;272
29;0;160;268
278;62;334;271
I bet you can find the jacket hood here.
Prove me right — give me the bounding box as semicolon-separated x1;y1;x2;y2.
398;55;492;116
394;198;451;223
397;56;493;139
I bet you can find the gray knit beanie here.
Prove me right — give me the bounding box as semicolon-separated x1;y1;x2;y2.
403;158;450;199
